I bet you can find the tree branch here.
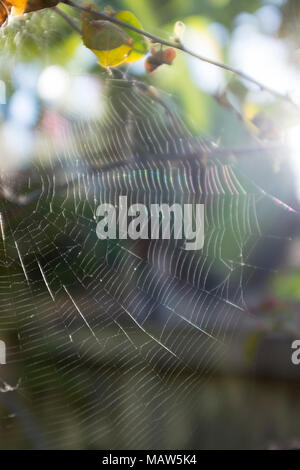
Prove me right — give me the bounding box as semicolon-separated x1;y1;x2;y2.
53;6;82;34
62;0;299;109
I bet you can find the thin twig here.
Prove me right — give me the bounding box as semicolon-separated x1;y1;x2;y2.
53;6;82;34
62;0;299;109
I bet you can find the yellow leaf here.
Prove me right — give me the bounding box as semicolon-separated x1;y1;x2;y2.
9;0;59;15
93;44;132;67
0;2;12;27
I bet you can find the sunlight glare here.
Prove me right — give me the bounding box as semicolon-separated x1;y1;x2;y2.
38;66;70;103
288;124;300;199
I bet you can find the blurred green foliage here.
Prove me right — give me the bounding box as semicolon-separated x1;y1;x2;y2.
273;269;300;301
0;0;298;136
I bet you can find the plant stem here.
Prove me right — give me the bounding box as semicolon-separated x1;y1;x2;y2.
53;6;82;34
62;0;299;109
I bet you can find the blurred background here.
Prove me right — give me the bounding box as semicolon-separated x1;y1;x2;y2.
1;0;300;450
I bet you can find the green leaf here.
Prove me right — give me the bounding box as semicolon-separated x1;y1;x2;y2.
81;10;134;68
82;19;133;52
81;6;148;67
114;10;148;63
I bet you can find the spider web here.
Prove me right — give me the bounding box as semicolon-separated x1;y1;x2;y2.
0;68;295;449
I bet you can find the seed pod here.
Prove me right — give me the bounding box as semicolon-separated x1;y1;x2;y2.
145;47;176;73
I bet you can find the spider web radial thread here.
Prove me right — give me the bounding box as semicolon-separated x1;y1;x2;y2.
0;76;293;449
